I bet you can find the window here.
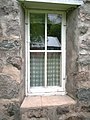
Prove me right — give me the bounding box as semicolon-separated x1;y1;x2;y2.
26;10;66;95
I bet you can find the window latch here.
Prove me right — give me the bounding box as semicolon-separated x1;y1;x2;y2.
63;76;67;80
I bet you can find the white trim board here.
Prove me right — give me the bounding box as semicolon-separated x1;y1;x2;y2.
19;0;83;5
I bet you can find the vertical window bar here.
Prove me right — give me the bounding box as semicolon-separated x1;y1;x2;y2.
45;13;47;87
25;9;28;95
61;13;66;91
28;12;30;92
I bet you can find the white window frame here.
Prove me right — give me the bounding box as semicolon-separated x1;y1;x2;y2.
25;9;66;96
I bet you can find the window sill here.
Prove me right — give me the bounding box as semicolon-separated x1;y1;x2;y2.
21;95;76;109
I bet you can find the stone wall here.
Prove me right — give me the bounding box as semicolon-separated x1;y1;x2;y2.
66;0;90;119
0;0;25;119
67;0;90;103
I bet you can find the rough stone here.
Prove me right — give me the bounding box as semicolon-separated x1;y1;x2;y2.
86;36;90;46
4;102;20;119
59;113;90;120
0;99;20;120
0;74;19;99
2;65;20;83
0;0;23;120
81;105;90;112
0;40;21;50
27;108;48;118
79;26;88;35
76;88;90;102
65;116;84;120
74;71;89;82
79;55;90;65
0;0;19;16
6;56;22;70
0;59;4;72
56;106;69;115
26;117;50;120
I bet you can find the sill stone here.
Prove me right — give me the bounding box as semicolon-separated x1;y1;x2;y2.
21;95;76;109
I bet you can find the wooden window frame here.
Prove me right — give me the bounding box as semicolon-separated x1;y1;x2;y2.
25;10;66;96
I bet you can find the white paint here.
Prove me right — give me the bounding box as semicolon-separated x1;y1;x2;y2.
45;13;47;87
19;0;83;5
25;9;28;96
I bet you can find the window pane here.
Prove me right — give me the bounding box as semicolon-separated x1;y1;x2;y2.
30;53;45;87
47;14;62;50
47;52;61;86
30;13;45;50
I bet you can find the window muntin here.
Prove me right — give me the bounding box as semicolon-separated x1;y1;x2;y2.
26;10;66;94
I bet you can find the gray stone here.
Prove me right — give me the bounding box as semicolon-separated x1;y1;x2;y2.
0;59;4;72
7;56;22;70
65;116;84;120
76;88;90;102
79;26;88;35
0;100;20;120
79;55;90;65
27;108;48;118
4;102;20;119
59;113;84;120
0;0;19;16
29;118;50;120
86;36;90;46
0;74;19;99
6;20;20;37
81;105;90;112
0;40;21;50
57;106;69;115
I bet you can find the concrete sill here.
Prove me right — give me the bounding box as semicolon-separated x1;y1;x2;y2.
21;95;76;109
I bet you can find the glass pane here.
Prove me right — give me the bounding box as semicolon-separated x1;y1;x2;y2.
47;14;62;50
30;53;45;87
47;52;61;86
30;13;45;50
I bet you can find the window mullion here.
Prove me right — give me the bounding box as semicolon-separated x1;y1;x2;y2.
45;13;47;87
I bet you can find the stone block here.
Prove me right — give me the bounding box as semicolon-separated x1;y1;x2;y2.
0;59;4;72
59;113;84;120
65;115;84;120
79;26;88;35
0;74;19;99
76;88;90;102
81;105;90;112
0;99;20;120
2;65;20;83
26;108;48;118
7;56;22;70
0;40;21;51
57;106;70;115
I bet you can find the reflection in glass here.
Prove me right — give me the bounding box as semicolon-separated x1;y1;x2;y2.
47;14;62;50
30;13;45;50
